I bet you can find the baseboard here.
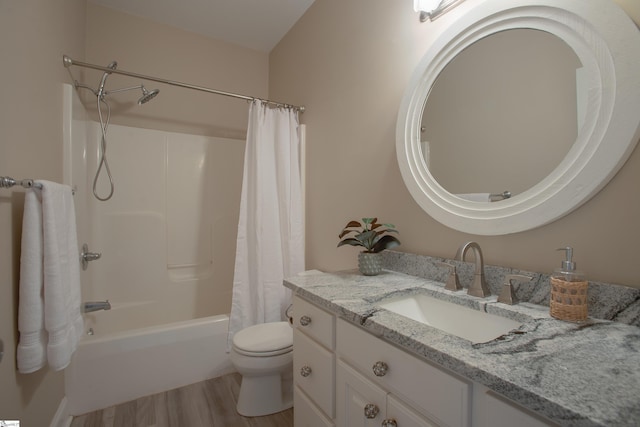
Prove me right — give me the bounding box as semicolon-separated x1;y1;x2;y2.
50;397;72;427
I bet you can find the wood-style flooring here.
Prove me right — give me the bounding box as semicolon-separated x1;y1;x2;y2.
70;373;293;427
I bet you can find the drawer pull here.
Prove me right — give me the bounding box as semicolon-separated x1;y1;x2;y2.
382;419;398;427
372;361;389;377
300;315;312;326
364;403;380;419
300;365;312;377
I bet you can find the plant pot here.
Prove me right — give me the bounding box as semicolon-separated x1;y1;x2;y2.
358;252;382;276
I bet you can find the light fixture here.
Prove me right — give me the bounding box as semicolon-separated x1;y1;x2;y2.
414;0;466;22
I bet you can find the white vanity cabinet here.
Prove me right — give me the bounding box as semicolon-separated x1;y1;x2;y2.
293;296;336;427
337;319;469;427
293;296;556;427
337;359;438;427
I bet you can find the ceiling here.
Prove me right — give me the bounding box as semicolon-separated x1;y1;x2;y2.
89;0;316;53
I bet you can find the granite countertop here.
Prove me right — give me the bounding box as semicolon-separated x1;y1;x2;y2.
284;269;640;427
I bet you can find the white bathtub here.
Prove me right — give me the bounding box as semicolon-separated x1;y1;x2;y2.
64;314;235;415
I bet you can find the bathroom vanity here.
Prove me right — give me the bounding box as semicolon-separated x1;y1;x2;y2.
286;265;640;427
286;0;640;423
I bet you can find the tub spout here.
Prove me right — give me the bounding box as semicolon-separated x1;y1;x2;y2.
83;300;111;313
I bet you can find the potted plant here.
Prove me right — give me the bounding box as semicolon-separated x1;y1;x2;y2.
337;217;401;276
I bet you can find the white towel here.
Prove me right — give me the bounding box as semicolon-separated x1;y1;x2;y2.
17;189;46;373
17;181;83;373
456;193;491;202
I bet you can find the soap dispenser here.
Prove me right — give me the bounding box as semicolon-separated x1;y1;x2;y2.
550;247;588;322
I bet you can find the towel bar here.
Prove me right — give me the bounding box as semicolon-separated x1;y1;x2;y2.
1;176;76;194
0;176;42;189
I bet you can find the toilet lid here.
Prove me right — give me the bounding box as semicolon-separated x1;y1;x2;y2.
232;321;293;355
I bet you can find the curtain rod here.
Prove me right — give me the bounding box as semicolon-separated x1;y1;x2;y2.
62;55;305;113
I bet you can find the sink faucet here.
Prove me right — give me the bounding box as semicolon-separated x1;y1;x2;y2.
455;241;491;297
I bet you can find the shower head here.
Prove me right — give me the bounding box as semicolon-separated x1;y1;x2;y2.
100;83;159;105
138;85;159;105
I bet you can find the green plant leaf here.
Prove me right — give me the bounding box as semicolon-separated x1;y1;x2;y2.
337;238;364;248
356;230;378;250
371;235;401;253
338;217;400;253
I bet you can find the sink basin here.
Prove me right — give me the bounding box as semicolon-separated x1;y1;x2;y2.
378;293;522;343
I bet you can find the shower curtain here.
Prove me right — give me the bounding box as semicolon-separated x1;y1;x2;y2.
228;100;304;346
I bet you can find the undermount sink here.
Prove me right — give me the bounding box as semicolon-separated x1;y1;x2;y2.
377;293;523;343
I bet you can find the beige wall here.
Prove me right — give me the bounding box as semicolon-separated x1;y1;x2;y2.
270;0;640;288
0;0;86;425
84;2;269;139
1;3;267;424
0;0;638;423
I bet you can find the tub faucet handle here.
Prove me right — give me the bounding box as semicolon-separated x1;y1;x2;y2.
81;243;102;271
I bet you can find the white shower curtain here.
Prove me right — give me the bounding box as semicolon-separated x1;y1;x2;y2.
228;100;305;346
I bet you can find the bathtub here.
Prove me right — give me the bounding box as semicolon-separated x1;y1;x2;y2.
64;314;235;415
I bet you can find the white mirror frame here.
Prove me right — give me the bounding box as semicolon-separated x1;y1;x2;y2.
396;0;640;235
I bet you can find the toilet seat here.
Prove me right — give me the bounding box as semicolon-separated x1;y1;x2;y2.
232;321;293;357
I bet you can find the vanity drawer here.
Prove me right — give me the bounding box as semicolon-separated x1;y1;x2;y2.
294;296;335;350
294;328;335;418
337;318;470;427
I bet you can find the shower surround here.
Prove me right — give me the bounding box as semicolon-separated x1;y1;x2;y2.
63;84;243;412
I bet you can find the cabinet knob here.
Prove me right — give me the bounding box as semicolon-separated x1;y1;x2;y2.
300;365;312;377
300;315;312;326
372;361;388;377
382;419;398;427
364;403;380;419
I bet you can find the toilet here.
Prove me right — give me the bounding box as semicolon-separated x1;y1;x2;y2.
230;321;294;417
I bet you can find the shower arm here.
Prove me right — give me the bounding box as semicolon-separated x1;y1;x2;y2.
74;81;147;96
63;55;305;113
103;85;145;95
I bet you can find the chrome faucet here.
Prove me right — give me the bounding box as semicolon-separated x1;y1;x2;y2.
83;300;111;313
455;241;491;297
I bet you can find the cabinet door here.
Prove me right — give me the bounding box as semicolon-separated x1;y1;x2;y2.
336;360;387;427
337;319;470;427
387;395;440;427
294;385;334;427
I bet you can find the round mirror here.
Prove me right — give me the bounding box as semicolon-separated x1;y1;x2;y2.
422;29;581;198
396;0;640;235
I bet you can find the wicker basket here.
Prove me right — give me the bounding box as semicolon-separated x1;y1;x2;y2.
550;277;588;322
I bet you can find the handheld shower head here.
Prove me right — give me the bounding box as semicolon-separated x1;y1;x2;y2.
97;60;118;98
138;85;160;105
